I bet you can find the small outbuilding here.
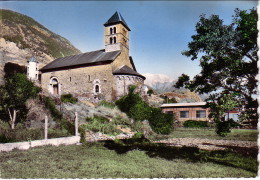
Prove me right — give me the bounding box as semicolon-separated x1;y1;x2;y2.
161;102;211;122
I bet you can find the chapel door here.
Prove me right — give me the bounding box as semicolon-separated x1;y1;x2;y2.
53;84;59;95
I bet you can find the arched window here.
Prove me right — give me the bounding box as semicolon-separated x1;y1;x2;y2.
110;28;113;35
110;37;113;44
95;85;100;93
93;79;101;94
114;37;117;43
113;27;116;34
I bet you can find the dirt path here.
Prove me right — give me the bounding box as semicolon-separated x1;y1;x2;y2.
155;138;258;153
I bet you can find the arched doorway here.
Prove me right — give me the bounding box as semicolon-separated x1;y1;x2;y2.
50;77;60;95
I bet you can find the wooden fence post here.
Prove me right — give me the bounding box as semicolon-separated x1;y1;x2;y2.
75;112;79;136
45;115;48;140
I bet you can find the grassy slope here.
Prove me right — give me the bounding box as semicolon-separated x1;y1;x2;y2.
165;128;258;141
0;144;257;178
1;9;81;58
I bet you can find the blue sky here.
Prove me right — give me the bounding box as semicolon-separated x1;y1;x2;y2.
1;1;258;80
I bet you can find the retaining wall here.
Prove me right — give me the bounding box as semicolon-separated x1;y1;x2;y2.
0;136;80;152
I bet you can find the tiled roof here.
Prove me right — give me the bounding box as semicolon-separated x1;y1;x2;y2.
40;49;121;71
104;11;131;31
113;65;145;79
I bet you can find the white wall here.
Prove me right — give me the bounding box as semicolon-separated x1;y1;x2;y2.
0;136;80;152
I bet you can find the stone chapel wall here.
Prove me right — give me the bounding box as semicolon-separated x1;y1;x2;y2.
41;64;114;101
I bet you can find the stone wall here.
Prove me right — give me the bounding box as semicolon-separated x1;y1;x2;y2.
114;74;144;97
41;63;114;101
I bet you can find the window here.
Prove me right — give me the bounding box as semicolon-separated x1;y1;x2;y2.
113;37;117;43
113;27;116;34
110;28;113;35
123;38;127;45
95;85;100;93
69;77;71;82
123;28;127;35
165;111;173;114
180;111;189;118
196;110;206;118
110;37;113;44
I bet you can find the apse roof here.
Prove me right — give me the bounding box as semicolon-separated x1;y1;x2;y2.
113;65;145;79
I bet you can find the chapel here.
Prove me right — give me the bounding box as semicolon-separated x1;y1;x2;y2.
34;12;145;101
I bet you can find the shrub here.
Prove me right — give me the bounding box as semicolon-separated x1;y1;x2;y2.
61;94;78;104
99;100;116;109
116;86;174;134
112;116;131;126
148;108;174;134
86;115;110;123
48;128;70;138
216;119;240;137
183;120;209;128
82;116;121;136
128;101;151;121
0;128;43;143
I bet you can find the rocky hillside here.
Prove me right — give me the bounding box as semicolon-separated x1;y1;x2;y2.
0;9;81;84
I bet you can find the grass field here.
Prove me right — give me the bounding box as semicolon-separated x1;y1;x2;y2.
0;142;257;178
163;128;258;141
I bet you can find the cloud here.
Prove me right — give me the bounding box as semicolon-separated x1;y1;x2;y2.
143;73;174;87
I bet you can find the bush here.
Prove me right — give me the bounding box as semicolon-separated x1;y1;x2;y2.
99;100;116;109
148;108;173;134
115;86;174;135
112;116;131;126
48;128;70;138
183;120;209;128
0;128;43;143
61;94;77;104
216;119;240;137
128;101;151;121
82;116;121;135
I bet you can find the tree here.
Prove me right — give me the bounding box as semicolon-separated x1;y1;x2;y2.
0;73;41;129
147;89;154;96
175;9;258;130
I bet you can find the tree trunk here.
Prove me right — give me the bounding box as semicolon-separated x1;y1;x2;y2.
8;108;17;129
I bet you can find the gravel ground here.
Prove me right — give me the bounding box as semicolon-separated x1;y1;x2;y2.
155;138;258;152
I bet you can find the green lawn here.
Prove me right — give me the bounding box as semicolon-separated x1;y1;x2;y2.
164;128;258;141
0;143;257;178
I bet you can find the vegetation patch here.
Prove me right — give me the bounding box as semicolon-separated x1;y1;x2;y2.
116;86;174;134
183;120;209;128
61;94;78;104
0;143;257;178
42;96;74;135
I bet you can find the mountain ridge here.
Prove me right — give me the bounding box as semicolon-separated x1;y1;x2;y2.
0;9;81;84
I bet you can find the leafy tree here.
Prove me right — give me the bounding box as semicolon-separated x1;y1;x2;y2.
147;89;154;96
175;8;258;132
0;73;41;129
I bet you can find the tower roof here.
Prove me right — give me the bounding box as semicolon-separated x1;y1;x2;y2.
104;11;131;31
29;56;37;62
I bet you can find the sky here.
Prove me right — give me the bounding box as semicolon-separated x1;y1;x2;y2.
1;1;258;81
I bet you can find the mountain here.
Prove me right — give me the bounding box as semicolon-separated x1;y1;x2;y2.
0;9;81;84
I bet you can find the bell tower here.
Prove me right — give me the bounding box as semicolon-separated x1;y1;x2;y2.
104;12;131;55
